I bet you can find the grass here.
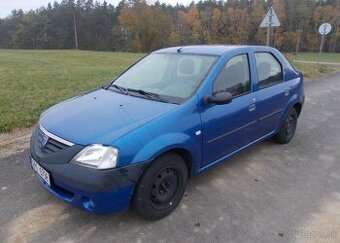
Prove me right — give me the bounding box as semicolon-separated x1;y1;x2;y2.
0;50;338;133
289;52;340;63
290;62;333;79
286;52;339;79
0;50;144;133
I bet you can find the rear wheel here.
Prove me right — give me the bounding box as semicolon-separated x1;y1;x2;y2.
132;152;188;220
274;107;298;144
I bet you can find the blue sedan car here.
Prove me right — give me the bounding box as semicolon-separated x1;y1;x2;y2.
30;45;304;220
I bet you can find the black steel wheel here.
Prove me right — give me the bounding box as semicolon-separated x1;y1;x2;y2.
150;168;179;210
132;152;188;220
274;107;298;144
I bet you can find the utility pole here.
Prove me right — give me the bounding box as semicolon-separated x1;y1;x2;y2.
73;10;78;50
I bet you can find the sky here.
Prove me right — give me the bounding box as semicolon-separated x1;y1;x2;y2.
0;0;194;18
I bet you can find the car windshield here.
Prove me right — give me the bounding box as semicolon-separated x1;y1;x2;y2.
110;53;218;103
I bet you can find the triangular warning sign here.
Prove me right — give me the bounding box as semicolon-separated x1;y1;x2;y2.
260;7;280;28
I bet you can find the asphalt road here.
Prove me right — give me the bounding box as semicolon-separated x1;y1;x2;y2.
1;72;340;243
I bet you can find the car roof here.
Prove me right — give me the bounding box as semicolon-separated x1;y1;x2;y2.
153;45;275;56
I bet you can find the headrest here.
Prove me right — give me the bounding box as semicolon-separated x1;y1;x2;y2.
258;62;271;73
258;62;271;80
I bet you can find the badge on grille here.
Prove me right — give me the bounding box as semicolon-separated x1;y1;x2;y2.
40;133;49;148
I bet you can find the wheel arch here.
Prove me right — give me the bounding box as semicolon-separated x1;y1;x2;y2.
275;96;302;134
293;102;303;117
139;148;195;179
166;148;194;178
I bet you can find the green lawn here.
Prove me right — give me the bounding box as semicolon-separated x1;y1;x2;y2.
289;52;340;63
290;62;333;79
286;52;340;79
0;50;144;133
0;50;338;133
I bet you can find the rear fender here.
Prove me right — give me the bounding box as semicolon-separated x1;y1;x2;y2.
275;94;301;133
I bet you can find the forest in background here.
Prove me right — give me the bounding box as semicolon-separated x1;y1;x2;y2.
0;0;339;53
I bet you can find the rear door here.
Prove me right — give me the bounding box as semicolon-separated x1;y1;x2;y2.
253;52;291;138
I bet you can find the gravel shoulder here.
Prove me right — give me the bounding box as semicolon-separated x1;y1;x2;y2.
0;127;33;160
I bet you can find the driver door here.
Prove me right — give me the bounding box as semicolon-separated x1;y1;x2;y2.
200;54;257;168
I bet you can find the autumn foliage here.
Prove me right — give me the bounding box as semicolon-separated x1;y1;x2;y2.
118;0;339;52
0;0;339;52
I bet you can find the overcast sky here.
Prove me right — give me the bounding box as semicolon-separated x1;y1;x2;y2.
0;0;194;18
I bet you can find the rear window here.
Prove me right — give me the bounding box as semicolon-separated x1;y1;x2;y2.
255;52;283;88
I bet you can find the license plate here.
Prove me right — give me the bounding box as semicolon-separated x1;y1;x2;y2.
31;158;51;186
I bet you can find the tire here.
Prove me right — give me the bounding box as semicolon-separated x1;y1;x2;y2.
274;107;298;144
132;152;188;220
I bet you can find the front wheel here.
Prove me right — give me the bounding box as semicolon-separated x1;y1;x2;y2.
132;152;188;220
274;107;298;144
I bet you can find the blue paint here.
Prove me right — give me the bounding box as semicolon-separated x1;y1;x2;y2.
37;175;134;213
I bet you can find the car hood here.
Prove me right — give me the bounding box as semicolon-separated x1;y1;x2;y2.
39;88;177;145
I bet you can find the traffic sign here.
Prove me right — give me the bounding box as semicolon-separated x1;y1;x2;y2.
260;7;280;28
318;23;332;35
260;7;280;46
318;23;332;66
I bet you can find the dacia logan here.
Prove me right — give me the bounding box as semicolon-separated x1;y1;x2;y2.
30;45;304;220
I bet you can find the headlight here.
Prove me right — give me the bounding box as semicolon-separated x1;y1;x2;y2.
73;144;118;169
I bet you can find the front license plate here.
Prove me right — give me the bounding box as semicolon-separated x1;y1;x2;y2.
31;158;51;186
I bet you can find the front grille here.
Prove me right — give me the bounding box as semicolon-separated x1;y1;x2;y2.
37;128;70;154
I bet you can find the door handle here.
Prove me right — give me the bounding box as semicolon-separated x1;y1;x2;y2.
284;89;291;96
248;103;256;111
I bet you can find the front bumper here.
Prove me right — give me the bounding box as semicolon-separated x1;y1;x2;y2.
30;155;147;214
29;127;148;214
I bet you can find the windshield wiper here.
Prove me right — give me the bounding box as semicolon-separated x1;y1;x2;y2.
110;84;128;95
128;88;169;103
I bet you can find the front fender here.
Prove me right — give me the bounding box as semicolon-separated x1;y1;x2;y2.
132;133;201;173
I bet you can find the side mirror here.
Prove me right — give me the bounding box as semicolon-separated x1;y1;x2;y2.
204;92;232;105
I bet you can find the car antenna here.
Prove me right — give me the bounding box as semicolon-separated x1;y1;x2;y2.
177;47;183;53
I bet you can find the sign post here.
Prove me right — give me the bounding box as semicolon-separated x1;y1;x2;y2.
260;7;280;46
318;23;332;64
266;17;271;46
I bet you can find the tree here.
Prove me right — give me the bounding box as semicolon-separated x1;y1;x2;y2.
250;0;266;45
179;4;203;44
272;0;286;49
0;0;339;52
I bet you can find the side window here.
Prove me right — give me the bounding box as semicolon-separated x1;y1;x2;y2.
255;52;283;88
213;54;250;97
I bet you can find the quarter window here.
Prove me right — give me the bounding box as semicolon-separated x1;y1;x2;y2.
213;54;251;97
255;52;283;88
